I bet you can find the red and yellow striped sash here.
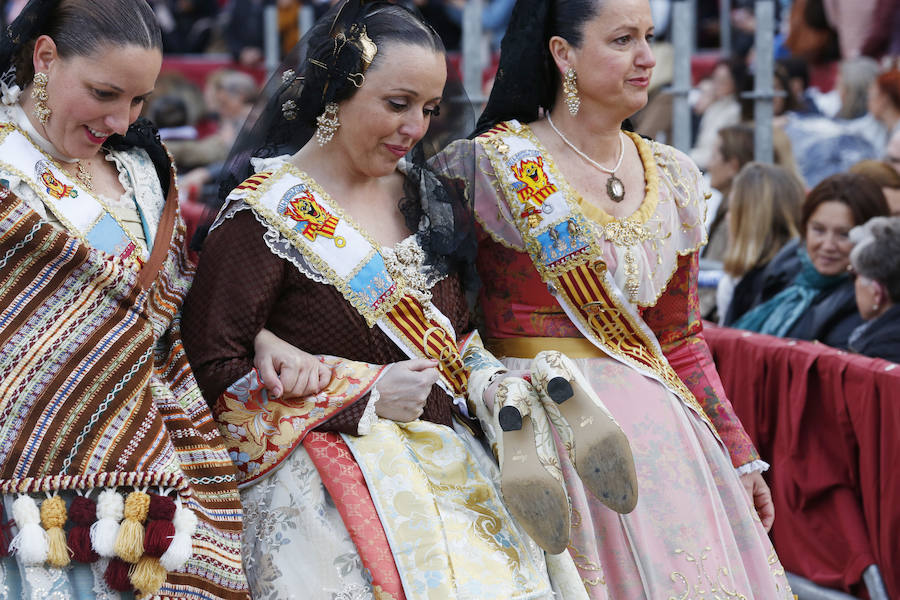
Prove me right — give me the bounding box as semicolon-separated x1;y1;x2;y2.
235;171;272;192
383;295;468;397
555;262;707;421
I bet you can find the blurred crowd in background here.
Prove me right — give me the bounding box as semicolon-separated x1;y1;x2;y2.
5;0;898;363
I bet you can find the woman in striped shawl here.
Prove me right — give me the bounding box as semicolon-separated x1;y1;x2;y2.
0;0;253;597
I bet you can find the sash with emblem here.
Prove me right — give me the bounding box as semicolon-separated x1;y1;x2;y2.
476;120;713;428
0;122;147;266
233;164;471;400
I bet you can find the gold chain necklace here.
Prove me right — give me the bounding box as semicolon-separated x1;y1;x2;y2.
50;156;94;191
74;160;93;190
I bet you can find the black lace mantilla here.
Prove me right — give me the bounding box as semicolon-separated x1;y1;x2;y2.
401;146;479;305
473;0;554;136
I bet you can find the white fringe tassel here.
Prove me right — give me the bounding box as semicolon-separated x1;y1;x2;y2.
159;502;197;572
90;489;124;558
9;495;49;565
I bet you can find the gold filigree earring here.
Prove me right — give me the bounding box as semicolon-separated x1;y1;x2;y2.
315;102;340;146
32;72;51;124
563;67;580;116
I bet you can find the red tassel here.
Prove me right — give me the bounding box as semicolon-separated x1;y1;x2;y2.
68;526;99;563
67;495;99;563
143;519;175;558
68;496;96;525
0;501;12;558
147;494;176;521
105;557;134;591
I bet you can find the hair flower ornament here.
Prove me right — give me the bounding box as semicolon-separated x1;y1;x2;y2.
0;68;21;105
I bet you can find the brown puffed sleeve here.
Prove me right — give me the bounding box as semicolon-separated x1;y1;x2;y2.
183;210;287;402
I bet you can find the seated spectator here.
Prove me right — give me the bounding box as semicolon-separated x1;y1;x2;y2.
734;173;889;349
867;68;900;154
783;59;883;187
778;56;822;115
174;70;258;205
704;124;755;261
690;58;747;169
699;124;800;317
836;56;886;147
887;127;900;173
849;159;900;215
847;216;900;362
718;163;805;325
169;70;257;171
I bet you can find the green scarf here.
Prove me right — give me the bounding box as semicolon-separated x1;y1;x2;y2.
734;248;849;336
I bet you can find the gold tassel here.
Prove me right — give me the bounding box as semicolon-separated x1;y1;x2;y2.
130;555;168;596
114;491;150;563
40;495;70;567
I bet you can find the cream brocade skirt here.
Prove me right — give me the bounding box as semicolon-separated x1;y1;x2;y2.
238;421;586;600
501;355;794;600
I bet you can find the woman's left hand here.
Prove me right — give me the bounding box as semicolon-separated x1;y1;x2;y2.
740;470;774;532
253;329;331;398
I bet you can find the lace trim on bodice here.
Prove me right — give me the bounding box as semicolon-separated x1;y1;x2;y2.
215;156;447;293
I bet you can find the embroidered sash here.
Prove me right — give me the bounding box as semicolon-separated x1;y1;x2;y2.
234;164;470;401
477;121;712;427
0;122;146;265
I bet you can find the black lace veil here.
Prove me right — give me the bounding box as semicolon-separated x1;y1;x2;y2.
473;0;555;135
0;0;173;196
205;0;479;298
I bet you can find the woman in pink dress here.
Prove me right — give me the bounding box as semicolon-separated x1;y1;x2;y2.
438;0;798;595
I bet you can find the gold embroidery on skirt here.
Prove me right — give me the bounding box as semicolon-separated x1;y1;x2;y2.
669;546;748;600
567;507;607;588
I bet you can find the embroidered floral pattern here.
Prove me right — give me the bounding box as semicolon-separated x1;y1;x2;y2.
215;358;385;485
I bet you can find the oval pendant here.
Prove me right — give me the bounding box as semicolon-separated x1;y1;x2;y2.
607;175;625;203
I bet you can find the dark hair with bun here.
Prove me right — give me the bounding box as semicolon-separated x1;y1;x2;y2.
12;0;161;86
296;2;444;129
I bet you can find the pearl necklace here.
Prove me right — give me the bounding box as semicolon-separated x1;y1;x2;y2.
547;114;626;202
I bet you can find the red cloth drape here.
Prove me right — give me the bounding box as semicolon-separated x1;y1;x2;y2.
705;324;899;597
304;432;406;600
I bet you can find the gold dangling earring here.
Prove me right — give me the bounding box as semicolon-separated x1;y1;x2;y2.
32;72;51;124
315;102;340;146
563;67;580;117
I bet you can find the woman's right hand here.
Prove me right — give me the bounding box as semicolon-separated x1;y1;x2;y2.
374;359;440;422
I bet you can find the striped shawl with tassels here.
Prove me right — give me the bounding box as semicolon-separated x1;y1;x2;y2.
0;183;248;599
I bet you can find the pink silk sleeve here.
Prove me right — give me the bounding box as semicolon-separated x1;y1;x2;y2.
641;251;761;468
